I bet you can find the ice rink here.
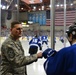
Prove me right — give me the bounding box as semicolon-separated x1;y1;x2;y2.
0;37;70;75
20;37;70;75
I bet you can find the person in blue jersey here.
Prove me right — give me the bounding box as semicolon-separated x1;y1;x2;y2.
42;22;76;75
29;35;42;55
41;35;49;48
60;36;64;43
38;35;42;50
26;35;30;42
54;37;56;43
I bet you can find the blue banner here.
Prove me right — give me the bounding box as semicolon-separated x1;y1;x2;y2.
42;13;46;25
32;14;36;23
36;13;39;22
39;13;43;25
28;11;46;25
28;14;32;21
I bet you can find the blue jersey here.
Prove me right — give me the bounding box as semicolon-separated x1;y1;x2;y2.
29;37;41;47
42;35;48;42
38;36;42;44
44;44;76;75
38;36;42;41
60;36;64;43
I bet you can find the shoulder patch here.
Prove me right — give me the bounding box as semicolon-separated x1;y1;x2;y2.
7;48;15;58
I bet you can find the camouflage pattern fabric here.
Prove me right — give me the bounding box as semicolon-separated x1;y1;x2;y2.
0;35;38;75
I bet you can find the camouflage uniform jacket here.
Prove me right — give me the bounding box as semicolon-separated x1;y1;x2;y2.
0;35;38;75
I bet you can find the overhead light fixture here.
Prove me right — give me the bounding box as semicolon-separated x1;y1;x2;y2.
49;5;51;8
42;5;44;10
70;3;73;6
56;4;60;7
39;8;41;10
60;4;63;7
2;5;6;10
33;6;36;9
15;4;18;7
21;8;24;10
33;6;36;11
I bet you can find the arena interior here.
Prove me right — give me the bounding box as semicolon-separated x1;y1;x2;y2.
0;0;76;75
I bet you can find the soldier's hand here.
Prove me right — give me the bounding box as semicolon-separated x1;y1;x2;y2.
37;52;43;58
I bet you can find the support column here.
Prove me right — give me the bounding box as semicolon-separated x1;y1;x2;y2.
50;0;55;49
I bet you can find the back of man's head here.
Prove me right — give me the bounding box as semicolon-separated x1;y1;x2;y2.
66;22;76;38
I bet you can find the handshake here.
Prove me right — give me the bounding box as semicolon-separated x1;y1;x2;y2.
37;48;57;59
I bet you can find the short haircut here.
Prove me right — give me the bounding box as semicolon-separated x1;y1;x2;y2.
11;21;21;28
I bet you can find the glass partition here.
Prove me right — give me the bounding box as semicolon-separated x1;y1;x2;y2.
0;0;19;54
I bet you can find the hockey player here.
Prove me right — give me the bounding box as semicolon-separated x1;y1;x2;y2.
60;36;64;43
38;35;42;50
29;35;42;55
42;22;76;75
41;35;49;48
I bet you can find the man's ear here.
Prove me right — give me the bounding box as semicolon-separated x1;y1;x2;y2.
70;34;72;40
10;28;12;32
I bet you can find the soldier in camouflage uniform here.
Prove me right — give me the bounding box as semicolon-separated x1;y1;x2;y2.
0;21;42;75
